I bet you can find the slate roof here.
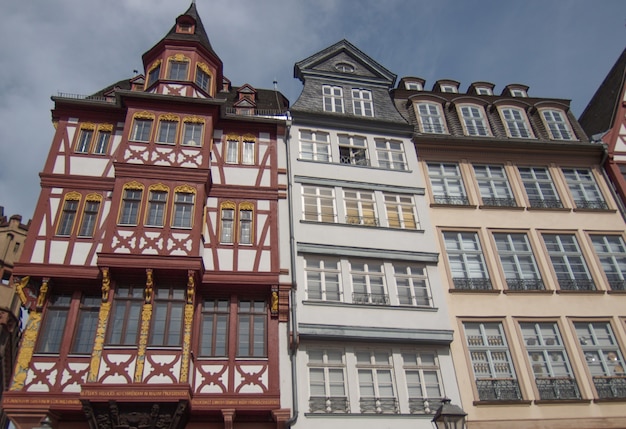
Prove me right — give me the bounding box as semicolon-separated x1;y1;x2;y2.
579;48;626;138
221;86;289;112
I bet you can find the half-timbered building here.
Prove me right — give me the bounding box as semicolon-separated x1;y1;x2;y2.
3;4;291;429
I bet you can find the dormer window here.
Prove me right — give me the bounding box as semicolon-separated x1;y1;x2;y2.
541;109;574;140
178;23;192;33
335;62;355;73
405;82;423;91
476;87;492;95
441;85;457;93
499;107;533;138
511;89;527;97
458;105;490;137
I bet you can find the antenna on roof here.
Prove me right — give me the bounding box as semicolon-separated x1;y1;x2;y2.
273;79;278;91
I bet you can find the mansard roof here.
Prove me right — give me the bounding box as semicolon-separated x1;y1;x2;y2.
579;47;626;138
294;39;397;87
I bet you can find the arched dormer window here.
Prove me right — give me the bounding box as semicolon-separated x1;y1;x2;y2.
167;54;191;81
497;105;534;139
457;104;491;137
415;102;447;134
540;109;575;141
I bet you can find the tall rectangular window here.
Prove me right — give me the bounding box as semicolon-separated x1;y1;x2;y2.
78;200;101;237
393;264;430;306
242;139;255;165
351;261;387;305
200;299;229;357
344;190;377;226
36;295;71;353
308;349;348;413
518;166;563;208
493;233;544;290
460;105;489;136
93;131;111;154
237;300;266;357
474;165;516;207
182;122;203;146
76;129;93;153
57;199;79;236
71;295;100;354
338;134;368;166
239;209;253;244
220;207;235;243
150;287;185;346
417;103;446;134
322;85;344;113
304;257;341;301
520;322;580;400
299;130;331;162
443;232;491;290
173;192;194;228
195;67;211;92
119;188;143;225
543;234;595;291
591;235;626;290
107;285;143;345
542;110;573;140
226;139;239;163
302;186;335;223
402;351;444;413
146;190;167;227
356;350;397;414
157;120;178;144
500;107;532;138
463;322;521;401
384;194;417;229
574;322;626;399
352;89;373;117
131;119;153;142
375;139;407;170
427;163;468;205
147;64;161;87
168;60;188;80
562;168;607;210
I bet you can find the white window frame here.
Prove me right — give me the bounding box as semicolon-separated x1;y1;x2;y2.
493;233;544;290
543;234;595;291
302;186;336;223
459;105;490;137
356;350;398;414
375;139;407;170
500;107;533;138
562;168;607;210
172;191;194;228
182;122;203;146
518;166;562;208
473;165;516;207
405;82;422;91
352;89;374;117
402;351;444;413
590;235;626;291
344;189;377;226
307;349;349;413
416;103;447;134
93;130;111;155
510;89;527;97
476;87;492;95
440;85;457;93
156;120;178;145
322;85;344;113
393;263;430;306
338;134;368;166
299;130;331;162
541;109;574;140
427;163;468;205
384;194;418;229
443;231;491;290
304;256;342;301
350;261;387;305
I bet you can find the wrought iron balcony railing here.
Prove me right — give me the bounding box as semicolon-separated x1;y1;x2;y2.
346;215;378;226
453;278;492;290
359;397;398;414
574;200;609;210
481;197;517;207
506;279;545;291
476;378;522;401
605;274;626;291
535;377;580;400
309;396;350;413
557;278;596;291
527;198;563;209
433;195;470;205
224;107;288;117
353;292;389;305
593;376;626;399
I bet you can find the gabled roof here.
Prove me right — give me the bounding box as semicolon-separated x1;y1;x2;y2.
294;39;397;87
579;48;626;137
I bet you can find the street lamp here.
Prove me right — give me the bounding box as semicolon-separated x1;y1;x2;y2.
431;397;467;429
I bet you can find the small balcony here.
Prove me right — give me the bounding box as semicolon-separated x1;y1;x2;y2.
408;397;443;414
309;396;350;413
557;278;596;291
481;197;517;208
593;376;626;399
476;378;522;401
528;198;563;209
506;279;545;291
574;199;609;210
359;397;398;414
535;377;580;400
606;274;626;291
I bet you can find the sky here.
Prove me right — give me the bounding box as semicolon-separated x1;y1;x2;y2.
0;0;624;220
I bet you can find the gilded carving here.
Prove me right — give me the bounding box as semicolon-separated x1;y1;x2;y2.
180;304;194;383
171;53;189;62
101;267;110;302
53;120;58;129
145;269;154;304
239;201;254;211
65;191;82;201
98;124;114;132
196;62;211;75
242;134;256;142
183;115;205;124
88;301;110;382
10;312;42;390
159;113;180;122
221;201;236;210
36;277;50;310
148;59;162;73
148;183;170;193
123;181;145;191
186;271;195;305
270;290;279;315
134;111;155;120
225;134;240;142
174;184;196;194
80;122;97;131
134;303;152;383
86;193;104;202
15;276;30;306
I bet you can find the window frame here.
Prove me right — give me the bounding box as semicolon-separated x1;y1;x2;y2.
118;184;144;226
458;104;491;137
393;263;431;307
199;298;230;357
145;185;169;227
56;193;81;236
375;138;407;170
541;109;575;141
590;234;626;291
156;115;180;145
493;232;544;291
167;58;190;81
352;89;374;117
473;164;516;207
299;129;331;162
75;126;95;153
518;166;563;209
427;162;469;205
401;350;444;413
77;195;102;237
93;127;112;155
384;194;418;230
499;107;533;139
149;286;185;347
355;350;398;414
237;300;267;358
416;102;447;134
307;349;349;413
562;168;608;210
542;233;595;291
107;285;144;346
443;231;492;290
195;63;212;93
344;189;377;226
304;256;342;302
238;203;254;245
220;202;236;244
172;186;195;229
338;134;368;166
71;295;100;354
302;186;336;223
36;294;71;354
129;113;155;143
182;118;204;146
350;260;388;305
322;85;344;113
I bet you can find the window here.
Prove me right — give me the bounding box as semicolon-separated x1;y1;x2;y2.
220;203;235;243
464;322;522;401
146;188;168;227
36;295;71;353
351;261;387;305
493;233;544;290
405;82;422;90
302;186;335;223
543;234;595;291
76;128;94;153
510;89;527;97
308;349;348;413
182;120;203;146
237;300;266;357
562;168;607;210
384;194;417;229
71;295;100;354
93;130;111;154
226;138;239;163
130;116;153;142
356;350;397;413
78;198;101;237
518;167;562;208
440;85;457;93
322;85;344;113
352;89;373;117
427;163;468;205
156;118;179;144
168;60;189;80
402;351;443;413
225;135;255;164
574;322;626;399
375;139;407;170
150;287;185;346
299;130;331;162
200;299;229;357
520;322;580;400
443;232;491;290
476;87;492;95
474;165;516;207
195;65;211;92
239;206;253;244
57;196;79;236
119;187;143;225
242;137;255;165
394;264;430;306
500;107;532;138
344;190;377;226
107;285;143;345
590;235;626;291
417;103;446;134
338;134;368;166
172;189;194;228
304;257;341;301
459;105;490;136
335;63;354;73
542;110;574;140
147;62;161;87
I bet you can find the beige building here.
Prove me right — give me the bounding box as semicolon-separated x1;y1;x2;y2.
393;79;626;428
0;207;29;285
